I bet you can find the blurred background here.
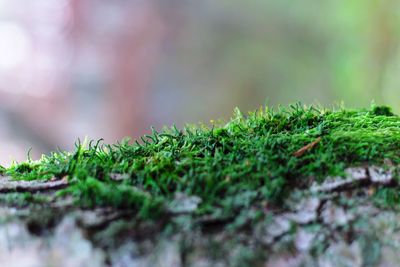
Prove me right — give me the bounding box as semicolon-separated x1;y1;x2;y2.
0;0;400;165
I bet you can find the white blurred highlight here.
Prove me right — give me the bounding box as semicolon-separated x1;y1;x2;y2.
0;22;31;70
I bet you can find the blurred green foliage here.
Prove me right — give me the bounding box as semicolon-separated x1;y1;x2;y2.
169;0;400;118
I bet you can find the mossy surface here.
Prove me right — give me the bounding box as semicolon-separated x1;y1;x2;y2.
4;104;400;219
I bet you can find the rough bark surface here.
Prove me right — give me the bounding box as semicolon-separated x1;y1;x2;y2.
0;167;399;267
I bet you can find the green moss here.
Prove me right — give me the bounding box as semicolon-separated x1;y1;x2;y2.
0;192;50;207
4;104;400;218
371;105;394;116
57;177;164;218
373;188;400;208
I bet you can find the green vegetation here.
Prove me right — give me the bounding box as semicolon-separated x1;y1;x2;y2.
4;104;400;219
0;192;49;207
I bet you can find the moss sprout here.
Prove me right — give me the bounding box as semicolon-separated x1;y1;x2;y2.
4;104;400;218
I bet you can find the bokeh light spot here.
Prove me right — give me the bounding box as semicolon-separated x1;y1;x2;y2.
0;22;31;70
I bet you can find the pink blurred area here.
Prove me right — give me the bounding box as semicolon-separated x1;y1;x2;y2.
0;0;167;164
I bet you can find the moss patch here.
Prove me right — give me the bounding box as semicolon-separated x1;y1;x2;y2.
4;104;400;218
